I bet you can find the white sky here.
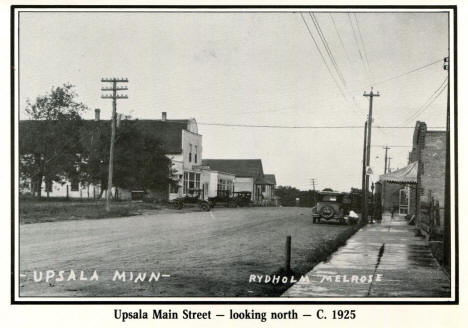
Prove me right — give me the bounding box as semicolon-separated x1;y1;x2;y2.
19;10;449;191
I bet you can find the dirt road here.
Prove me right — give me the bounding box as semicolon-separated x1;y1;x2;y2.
19;207;352;297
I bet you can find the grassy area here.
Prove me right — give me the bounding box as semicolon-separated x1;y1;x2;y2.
19;207;362;297
19;198;161;224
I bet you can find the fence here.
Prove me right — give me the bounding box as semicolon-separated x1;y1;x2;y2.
419;192;442;240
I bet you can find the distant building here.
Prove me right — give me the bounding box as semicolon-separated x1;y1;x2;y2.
202;159;276;204
19;111;213;200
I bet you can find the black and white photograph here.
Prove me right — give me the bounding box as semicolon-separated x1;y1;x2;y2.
11;5;458;306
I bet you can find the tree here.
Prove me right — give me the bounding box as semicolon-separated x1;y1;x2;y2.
20;84;88;197
275;186;301;206
80;120;176;198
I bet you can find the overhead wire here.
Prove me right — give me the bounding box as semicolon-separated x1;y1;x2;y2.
198;122;444;129
370;58;445;87
403;77;448;123
310;13;347;87
329;13;353;66
347;13;368;84
353;13;374;83
301;13;362;115
299;13;351;111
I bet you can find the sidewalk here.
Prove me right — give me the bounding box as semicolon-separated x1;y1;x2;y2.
282;213;451;297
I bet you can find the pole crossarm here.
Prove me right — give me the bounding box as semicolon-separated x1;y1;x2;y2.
101;87;128;91
101;78;129;82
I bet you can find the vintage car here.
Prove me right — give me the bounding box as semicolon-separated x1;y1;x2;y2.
209;190;252;208
312;191;351;224
171;189;212;211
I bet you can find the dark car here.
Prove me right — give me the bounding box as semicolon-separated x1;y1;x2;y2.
312;191;350;224
209;190;238;208
172;189;212;211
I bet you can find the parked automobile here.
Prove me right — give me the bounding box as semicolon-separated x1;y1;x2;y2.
233;191;252;207
312;190;351;224
209;190;253;208
171;189;212;211
209;190;239;208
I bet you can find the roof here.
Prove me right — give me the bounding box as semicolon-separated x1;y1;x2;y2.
202;159;264;178
19;119;193;154
264;174;276;185
379;161;418;185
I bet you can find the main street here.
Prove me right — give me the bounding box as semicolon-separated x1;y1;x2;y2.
19;207;352;297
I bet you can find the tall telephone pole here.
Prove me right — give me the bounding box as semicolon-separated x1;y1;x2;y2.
383;146;390;174
363;87;380;223
101;77;128;212
361;120;368;223
310;178;317;206
443;56;450;269
382;146;390;211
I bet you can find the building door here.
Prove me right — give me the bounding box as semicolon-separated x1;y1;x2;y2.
399;188;409;215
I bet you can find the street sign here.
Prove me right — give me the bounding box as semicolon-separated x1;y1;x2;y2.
366;166;374;175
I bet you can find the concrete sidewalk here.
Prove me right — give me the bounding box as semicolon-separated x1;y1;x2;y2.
283;213;451;298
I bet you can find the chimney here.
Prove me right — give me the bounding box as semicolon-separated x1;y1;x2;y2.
162;112;167;121
94;108;100;121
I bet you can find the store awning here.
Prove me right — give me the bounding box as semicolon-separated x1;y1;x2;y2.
379;161;418;185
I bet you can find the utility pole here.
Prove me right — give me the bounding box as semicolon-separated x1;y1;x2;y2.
382;146;390;212
363;87;380;223
361;120;368;223
310;178;317;206
443;56;450;269
101;77;128;212
383;146;390;174
387;157;392;172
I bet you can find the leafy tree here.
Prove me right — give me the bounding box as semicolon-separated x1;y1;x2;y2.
80;121;177;198
20;84;88;197
275;186;301;206
275;186;320;207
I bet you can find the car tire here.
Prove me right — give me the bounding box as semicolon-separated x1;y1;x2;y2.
320;205;335;219
200;202;211;212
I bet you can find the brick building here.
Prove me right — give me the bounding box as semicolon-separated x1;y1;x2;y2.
409;121;446;229
379;121;446;226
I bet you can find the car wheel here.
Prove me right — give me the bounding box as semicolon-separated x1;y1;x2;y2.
320;205;335;219
200;202;211;212
175;201;183;210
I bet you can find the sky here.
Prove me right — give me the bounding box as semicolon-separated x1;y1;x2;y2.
18;10;449;191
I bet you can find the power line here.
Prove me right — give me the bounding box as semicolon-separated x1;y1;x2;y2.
371;58;445;87
199;122;444;129
310;13;347;87
329;13;352;66
347;13;368;83
300;13;358;115
407;83;448;122
353;13;374;83
372;145;412;148
403;77;448;123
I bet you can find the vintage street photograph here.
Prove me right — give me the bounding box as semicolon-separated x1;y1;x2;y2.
13;7;456;301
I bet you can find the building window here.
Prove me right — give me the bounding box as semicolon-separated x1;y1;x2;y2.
194;145;198;163
217;178;233;195
189;144;192;162
183;171;200;194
